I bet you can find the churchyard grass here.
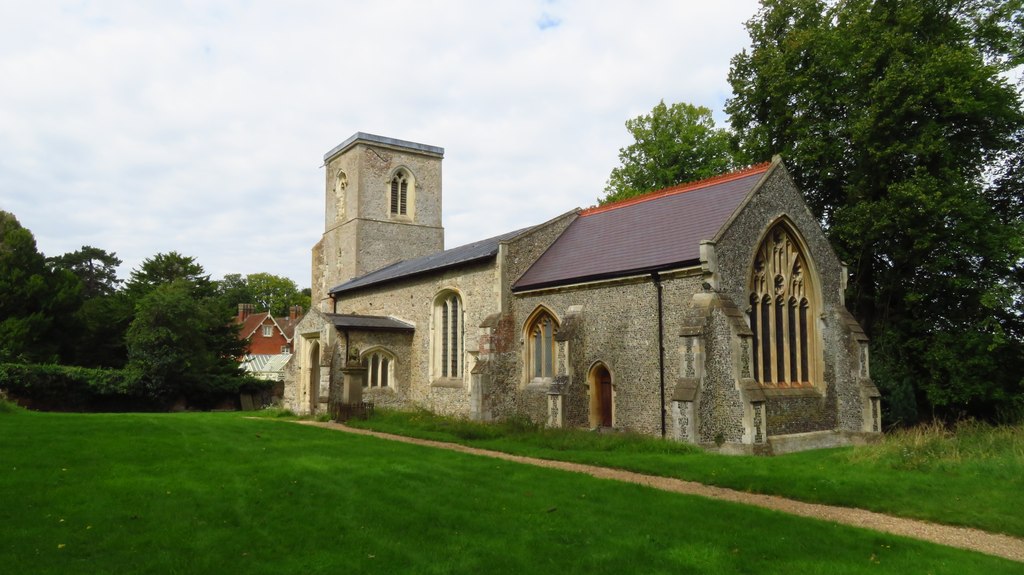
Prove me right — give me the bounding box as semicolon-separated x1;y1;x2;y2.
347;409;1024;538
1;406;1019;574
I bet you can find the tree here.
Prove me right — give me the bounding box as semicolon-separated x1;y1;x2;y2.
245;273;307;316
0;211;82;363
214;272;310;317
47;246;131;367
726;0;1024;422
125;252;214;301
215;273;254;315
47;246;122;299
71;292;134;369
600;101;739;204
126;281;249;403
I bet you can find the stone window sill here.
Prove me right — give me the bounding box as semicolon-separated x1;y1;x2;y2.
525;379;552;392
431;378;464;389
760;385;822;399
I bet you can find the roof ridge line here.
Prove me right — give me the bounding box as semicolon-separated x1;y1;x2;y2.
580;162;772;217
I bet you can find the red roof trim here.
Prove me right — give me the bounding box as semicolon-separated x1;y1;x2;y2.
580;162;772;217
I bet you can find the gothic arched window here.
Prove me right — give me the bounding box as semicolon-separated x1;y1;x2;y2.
434;291;463;379
525;309;558;382
390;170;410;216
749;224;816;387
362;349;394;388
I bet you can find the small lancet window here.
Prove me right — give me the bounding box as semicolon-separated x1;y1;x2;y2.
748;224;816;387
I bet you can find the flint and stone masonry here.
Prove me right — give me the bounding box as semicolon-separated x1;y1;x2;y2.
282;132;880;453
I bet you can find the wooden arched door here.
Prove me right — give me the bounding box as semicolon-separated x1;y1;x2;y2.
589;363;613;428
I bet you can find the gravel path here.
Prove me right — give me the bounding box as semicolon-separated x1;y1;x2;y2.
297;420;1024;563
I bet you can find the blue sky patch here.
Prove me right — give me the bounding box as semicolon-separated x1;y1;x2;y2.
536;13;562;30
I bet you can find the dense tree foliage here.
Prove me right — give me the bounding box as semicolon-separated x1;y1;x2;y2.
726;0;1024;422
125;251;214;300
0;212;81;363
48;246;130;367
600;101;740;204
215;272;309;317
47;246;122;299
126;281;248;403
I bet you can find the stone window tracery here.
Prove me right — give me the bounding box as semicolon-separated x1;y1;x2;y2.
363;349;394;388
525;309;558;383
390;169;410;216
748;224;815;387
435;292;463;379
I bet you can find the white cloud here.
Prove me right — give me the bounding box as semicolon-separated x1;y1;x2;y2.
0;0;759;286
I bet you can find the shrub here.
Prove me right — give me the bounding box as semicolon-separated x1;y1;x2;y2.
0;362;139;409
0;390;21;414
0;362;269;411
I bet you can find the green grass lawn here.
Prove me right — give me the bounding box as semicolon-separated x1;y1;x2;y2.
0;406;1020;574
345;409;1024;538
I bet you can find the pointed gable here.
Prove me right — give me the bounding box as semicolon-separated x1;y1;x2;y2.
512;163;771;291
239;312;272;339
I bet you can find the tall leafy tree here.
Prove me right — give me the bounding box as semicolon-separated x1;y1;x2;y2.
245;272;307;316
0;211;82;363
47;246;122;299
215;273;255;315
215;272;309;317
125;252;214;301
727;0;1024;422
126;280;248;403
600;101;740;204
48;246;130;367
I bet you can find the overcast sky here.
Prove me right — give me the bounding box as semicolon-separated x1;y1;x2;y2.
0;0;761;288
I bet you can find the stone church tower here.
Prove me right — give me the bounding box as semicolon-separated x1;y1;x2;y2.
311;133;445;310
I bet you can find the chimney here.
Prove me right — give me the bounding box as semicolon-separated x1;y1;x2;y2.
290;305;303;321
238;303;254;322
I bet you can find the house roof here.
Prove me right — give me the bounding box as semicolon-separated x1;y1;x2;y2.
329;227;530;295
512;163;772;291
238;311;300;342
326;313;415;332
239;312;272;339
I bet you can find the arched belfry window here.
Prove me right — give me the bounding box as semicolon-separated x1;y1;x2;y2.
434;291;463;379
749;224;815;387
390;169;410;216
526;309;558;382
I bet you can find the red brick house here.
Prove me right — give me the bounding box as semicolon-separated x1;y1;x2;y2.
236;304;302;355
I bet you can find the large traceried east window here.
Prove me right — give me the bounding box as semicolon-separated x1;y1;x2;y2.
749;224;816;387
435;292;463;379
526;309;558;383
390;170;410;216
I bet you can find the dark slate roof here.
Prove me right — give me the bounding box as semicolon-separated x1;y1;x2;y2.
512;163;772;291
326;313;415;332
330;228;530;295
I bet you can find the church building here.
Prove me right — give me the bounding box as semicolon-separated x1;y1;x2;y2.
282;132;880;453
